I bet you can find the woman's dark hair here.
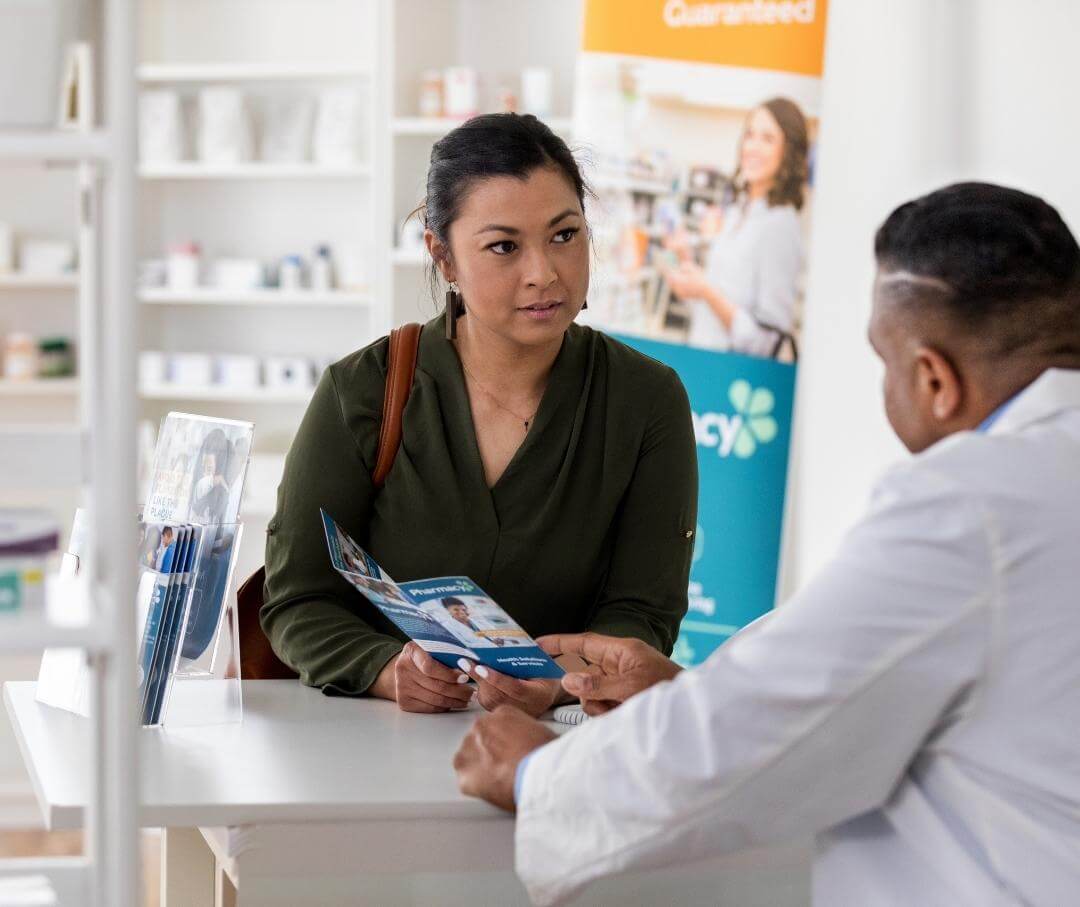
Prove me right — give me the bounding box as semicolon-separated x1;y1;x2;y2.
874;182;1080;354
736;97;810;211
414;113;590;294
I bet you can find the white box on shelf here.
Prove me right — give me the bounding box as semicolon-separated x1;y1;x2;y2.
521;67;553;118
313;88;362;165
444;67;479;119
215;354;260;390
18;238;76;275
262;95;314;163
198;87;254;164
211;258;263;291
139;350;168;386
264;356;314;391
0;510;59;615
139;89;185;163
171;352;214;388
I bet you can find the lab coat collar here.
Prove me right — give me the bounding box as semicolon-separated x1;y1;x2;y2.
986;368;1080;436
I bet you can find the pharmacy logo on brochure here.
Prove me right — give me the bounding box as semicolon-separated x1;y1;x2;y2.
692;379;780;459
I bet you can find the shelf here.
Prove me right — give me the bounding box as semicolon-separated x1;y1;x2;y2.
0;273;78;290
392;247;429;266
137;62;371;82
139;162;371;180
0;378;79;397
0;129;110;163
139;288;372;307
140;383;314;403
392;116;573;137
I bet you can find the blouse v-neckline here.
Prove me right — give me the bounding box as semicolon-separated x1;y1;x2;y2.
422;318;579;498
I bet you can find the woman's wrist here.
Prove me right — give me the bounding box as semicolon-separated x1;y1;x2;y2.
368;654;399;701
705;285;736;329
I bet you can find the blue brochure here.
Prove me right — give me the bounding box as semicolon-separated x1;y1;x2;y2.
320;510;563;680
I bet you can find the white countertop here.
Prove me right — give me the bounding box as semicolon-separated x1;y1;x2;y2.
4;680;533;829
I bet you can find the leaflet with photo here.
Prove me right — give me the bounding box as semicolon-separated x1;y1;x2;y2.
321;510;563;680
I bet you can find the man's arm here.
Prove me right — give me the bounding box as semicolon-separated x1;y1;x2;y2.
509;463;997;906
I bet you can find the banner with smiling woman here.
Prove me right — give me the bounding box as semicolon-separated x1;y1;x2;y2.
574;0;829;665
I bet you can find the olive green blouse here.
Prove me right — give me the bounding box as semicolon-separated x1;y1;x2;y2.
262;315;698;695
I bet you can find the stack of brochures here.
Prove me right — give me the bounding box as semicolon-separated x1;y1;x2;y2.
321;510;564;680
134;413;252;725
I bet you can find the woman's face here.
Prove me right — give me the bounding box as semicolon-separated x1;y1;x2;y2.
430;165;589;349
740;106;785;188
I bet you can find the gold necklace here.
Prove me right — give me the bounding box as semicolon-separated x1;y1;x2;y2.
460;360;540;433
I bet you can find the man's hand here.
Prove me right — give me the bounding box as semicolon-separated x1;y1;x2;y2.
453;705;557;812
458;661;563;718
538;633;683;716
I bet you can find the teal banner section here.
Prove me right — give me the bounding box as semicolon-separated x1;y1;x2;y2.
616;335;796;667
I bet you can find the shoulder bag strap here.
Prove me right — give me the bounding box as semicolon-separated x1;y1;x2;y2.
372;322;422;488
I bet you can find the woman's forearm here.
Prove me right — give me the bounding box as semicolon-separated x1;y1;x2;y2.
702;284;737;330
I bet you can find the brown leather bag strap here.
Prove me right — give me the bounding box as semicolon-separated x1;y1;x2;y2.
372;322;422;488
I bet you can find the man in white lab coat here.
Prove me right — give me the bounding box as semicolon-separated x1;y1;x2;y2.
453;182;1080;905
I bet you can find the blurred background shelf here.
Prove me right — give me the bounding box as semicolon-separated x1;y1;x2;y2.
0;379;78;397
136;62;371;82
139;383;314;404
139;288;372;307
138;162;372;180
0;274;78;290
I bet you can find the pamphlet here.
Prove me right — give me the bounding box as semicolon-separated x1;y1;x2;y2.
321;510;563;680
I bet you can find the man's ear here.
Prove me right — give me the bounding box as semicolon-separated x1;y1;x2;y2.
424;229;454;283
914;345;963;422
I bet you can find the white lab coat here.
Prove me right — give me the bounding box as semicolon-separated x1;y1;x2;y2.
516;368;1080;906
686;197;803;357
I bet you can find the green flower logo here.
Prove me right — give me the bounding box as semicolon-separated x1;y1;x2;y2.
728;380;778;458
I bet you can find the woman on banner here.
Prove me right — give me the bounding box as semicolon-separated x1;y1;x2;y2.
665;97;809;360
262;114;698;718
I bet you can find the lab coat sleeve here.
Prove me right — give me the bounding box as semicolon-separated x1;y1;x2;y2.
729;212;802;357
514;460;997;905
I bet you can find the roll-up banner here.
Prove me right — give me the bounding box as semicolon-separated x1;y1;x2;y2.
574;0;829;665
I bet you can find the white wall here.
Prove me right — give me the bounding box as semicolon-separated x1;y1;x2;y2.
785;0;1080;590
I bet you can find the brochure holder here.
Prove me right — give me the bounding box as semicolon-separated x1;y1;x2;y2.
38;520;244;729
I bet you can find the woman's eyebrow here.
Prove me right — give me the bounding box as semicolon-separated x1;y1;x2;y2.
475;209;581;235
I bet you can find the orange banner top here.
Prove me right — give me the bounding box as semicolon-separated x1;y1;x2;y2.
583;0;828;78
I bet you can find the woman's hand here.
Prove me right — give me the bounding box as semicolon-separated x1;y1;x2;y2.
459;660;564;718
664;262;712;300
374;642;475;713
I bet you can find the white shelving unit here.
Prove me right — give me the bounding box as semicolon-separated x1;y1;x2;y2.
139;287;371;307
138;162;372;180
0;378;80;397
137;62;371;83
0;273;78;290
139;383;314;404
0;1;139;903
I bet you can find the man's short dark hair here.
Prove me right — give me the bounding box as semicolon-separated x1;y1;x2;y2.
874;182;1080;354
442;597;466;609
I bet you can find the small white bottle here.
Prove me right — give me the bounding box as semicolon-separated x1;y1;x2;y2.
311;245;335;292
279;255;304;292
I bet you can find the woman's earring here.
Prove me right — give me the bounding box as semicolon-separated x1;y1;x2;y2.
445;281;463;340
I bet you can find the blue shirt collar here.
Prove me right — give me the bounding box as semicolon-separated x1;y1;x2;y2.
977;395;1016;433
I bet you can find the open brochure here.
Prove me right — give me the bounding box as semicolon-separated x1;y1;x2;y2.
321;510;563;680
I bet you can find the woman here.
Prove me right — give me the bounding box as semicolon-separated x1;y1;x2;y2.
262;114;698;717
666;97;809;358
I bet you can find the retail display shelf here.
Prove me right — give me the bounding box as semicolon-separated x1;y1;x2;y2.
0;424;83;488
0;273;78;290
0;378;78;397
138;162;372;180
137;62;371;82
139;383;314;403
139;288;372;307
392;116;572;136
0;129;110;162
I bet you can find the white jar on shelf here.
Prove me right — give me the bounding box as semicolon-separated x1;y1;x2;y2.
167;242;200;290
3;333;37;380
311;246;334;292
278;255;304;292
198;87;254;164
